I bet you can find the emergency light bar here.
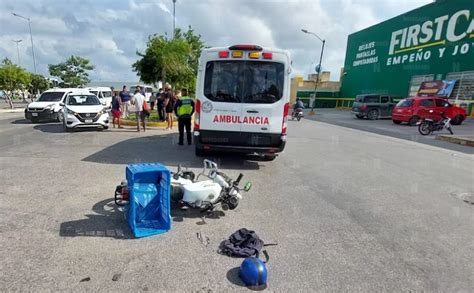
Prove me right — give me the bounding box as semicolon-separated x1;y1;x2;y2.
249;52;260;59
229;45;263;51
218;51;229;58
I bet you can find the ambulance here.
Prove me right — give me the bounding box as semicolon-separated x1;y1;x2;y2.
194;45;292;160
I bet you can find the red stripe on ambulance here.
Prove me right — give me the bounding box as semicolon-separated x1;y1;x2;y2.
212;115;270;125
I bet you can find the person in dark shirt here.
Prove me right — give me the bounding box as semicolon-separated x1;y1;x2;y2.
119;85;131;118
111;92;123;128
163;84;175;130
156;88;165;121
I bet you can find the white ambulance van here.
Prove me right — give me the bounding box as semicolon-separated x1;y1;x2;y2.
194;44;291;160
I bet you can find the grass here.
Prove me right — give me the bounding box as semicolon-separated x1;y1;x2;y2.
122;111;175;122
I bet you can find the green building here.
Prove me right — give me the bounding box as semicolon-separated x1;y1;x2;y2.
340;0;474;103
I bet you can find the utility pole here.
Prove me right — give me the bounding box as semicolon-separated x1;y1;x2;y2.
12;39;23;67
172;0;177;38
301;29;326;115
12;12;37;73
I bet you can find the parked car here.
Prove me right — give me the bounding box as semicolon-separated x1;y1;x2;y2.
25;88;88;123
392;96;467;126
351;94;398;120
61;93;109;132
86;87;113;108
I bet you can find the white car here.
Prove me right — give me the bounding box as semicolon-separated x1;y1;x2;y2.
25;88;83;123
87;87;113;108
61;93;109;131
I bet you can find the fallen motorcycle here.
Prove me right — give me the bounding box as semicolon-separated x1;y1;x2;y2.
170;160;251;213
115;160;251;214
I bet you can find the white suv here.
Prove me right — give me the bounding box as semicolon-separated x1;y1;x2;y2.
61;92;109;131
25;88;79;123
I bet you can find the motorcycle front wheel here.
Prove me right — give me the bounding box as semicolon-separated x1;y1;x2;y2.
418;121;432;136
447;126;454;135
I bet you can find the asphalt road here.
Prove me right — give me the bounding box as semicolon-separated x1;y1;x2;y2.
1;112;473;291
305;109;474;154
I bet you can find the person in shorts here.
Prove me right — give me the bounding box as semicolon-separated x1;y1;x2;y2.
163;84;175;130
111;92;123;128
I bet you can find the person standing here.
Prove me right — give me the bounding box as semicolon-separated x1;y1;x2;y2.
119;85;131;118
174;89;195;145
149;91;158;111
111;92;123;128
157;88;165;121
131;86;146;132
163;84;175;130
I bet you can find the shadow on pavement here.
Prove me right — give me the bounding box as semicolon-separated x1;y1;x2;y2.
33;123;105;133
170;200;226;225
59;198;133;239
10;119;32;124
82;133;263;170
226;267;246;288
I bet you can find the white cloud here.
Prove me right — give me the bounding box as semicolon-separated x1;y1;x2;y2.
0;0;432;81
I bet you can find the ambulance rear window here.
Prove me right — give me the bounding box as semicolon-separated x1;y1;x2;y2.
204;61;284;104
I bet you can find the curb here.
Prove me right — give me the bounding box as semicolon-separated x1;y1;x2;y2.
120;120;180;127
436;135;474;147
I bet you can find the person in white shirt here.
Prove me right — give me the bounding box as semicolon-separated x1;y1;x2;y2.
131;86;146;132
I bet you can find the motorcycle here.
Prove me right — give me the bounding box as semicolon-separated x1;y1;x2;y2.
170;160;251;213
115;160;251;213
291;108;304;121
418;110;453;136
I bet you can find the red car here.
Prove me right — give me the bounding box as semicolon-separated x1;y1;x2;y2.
392;96;467;126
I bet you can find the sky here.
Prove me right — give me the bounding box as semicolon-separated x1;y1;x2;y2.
0;0;432;82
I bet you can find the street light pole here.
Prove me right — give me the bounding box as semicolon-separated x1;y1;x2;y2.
12;39;23;67
301;29;326;115
172;0;177;38
12;12;37;73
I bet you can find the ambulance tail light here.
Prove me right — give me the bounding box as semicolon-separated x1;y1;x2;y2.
219;51;229;58
262;52;273;59
229;45;263;51
194;99;201;130
282;102;289;135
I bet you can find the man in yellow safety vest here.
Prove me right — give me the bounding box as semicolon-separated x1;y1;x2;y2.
174;89;195;145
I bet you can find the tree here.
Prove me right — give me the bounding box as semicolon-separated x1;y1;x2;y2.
29;73;50;95
0;58;31;108
48;56;94;87
132;26;205;93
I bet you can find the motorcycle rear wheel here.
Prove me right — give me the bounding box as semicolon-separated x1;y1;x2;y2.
418;121;432;136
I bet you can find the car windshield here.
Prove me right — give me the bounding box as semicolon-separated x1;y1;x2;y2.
37;92;64;102
102;91;112;98
204;61;284;104
67;95;101;106
396;99;414;107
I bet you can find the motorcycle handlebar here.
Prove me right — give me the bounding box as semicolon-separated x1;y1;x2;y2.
235;173;244;185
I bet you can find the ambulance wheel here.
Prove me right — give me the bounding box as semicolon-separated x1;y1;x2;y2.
263;155;276;161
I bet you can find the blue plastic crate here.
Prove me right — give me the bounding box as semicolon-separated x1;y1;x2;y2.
126;163;171;238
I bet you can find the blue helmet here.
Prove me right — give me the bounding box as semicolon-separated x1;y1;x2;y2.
239;257;267;289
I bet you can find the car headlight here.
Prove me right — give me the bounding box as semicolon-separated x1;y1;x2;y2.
66;108;75;115
45;104;55;110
